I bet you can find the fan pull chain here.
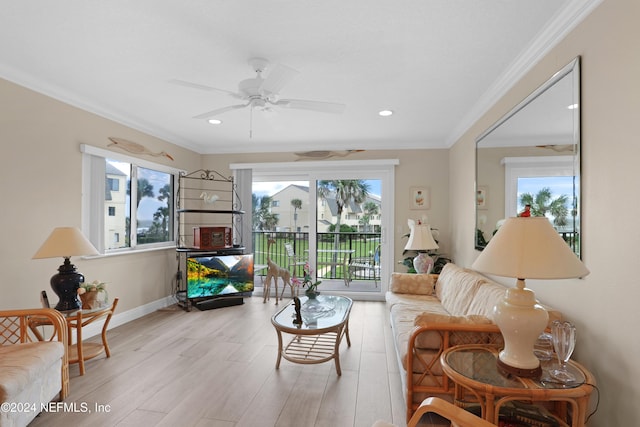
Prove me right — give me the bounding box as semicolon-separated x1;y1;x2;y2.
249;105;253;139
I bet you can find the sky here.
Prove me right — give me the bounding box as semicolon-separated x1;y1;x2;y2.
516;176;575;210
252;179;382;198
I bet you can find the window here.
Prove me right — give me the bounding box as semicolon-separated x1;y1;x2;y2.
107;177;119;191
271;200;280;207
504;156;577;221
81;144;180;253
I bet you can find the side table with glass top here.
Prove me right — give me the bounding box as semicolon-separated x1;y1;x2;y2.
271;295;352;375
440;344;595;427
30;298;118;375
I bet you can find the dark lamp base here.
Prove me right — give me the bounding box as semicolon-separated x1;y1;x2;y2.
497;357;542;379
50;258;83;311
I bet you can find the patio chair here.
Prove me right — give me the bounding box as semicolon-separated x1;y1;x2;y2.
348;244;380;286
284;243;306;277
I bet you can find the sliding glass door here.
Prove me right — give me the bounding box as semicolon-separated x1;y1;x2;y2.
246;160;395;300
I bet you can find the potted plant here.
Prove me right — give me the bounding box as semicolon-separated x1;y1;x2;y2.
77;280;108;309
293;263;322;299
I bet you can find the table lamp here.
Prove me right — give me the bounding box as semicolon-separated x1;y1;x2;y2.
33;227;99;311
404;219;439;274
472;217;589;377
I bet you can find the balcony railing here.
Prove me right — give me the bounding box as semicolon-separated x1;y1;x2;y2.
252;231;381;283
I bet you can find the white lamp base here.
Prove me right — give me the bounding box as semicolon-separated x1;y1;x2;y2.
493;279;549;378
413;253;434;274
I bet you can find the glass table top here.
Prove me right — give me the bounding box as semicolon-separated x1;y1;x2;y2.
272;295;352;331
444;346;586;389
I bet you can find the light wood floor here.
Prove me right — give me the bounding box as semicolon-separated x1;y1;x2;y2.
30;296;415;427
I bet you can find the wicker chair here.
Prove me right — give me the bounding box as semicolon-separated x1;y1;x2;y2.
372;397;494;427
0;308;69;426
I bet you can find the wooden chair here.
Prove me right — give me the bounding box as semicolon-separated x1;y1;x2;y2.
372;397;494;427
67;298;119;375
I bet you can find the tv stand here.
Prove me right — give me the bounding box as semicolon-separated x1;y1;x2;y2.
194;296;244;311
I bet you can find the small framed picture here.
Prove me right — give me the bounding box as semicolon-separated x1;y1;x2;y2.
410;186;430;210
477;186;488;209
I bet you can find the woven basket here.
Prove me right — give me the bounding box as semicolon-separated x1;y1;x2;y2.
80;290;99;309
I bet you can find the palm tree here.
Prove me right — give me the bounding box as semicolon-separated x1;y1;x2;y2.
128;178;155;208
519;187;569;226
252;194;279;231
317;180;370;275
291;198;302;232
359;201;379;232
154;183;172;240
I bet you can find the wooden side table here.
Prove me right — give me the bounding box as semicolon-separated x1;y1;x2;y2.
31;299;119;376
65;298;118;375
440;345;595;427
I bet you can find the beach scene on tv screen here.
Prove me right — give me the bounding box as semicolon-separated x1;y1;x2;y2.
186;254;254;298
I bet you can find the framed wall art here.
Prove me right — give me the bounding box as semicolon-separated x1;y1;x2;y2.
410;186;430;210
476;185;488;209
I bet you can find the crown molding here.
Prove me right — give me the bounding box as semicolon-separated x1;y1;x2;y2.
445;0;603;148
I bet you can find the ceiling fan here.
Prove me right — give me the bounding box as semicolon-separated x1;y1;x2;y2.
170;58;346;123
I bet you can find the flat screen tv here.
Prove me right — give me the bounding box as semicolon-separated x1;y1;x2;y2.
186;254;254;299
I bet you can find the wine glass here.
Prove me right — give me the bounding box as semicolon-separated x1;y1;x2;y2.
550;320;577;384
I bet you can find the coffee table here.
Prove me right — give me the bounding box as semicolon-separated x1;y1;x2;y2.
271;295;352;375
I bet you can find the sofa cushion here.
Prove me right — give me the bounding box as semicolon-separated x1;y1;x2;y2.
435;263;487;316
385;291;441;310
389;272;436;295
465;280;507;318
0;341;64;402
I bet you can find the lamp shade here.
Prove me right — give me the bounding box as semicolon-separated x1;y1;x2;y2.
404;220;439;251
472;217;588;279
33;227;99;259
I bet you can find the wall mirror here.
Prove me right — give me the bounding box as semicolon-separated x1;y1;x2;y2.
475;57;581;256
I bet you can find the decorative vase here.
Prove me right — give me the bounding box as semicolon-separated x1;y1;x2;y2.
305;290;319;300
80;290;99;309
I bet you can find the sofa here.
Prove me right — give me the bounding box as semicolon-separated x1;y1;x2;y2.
0;308;69;427
385;263;561;422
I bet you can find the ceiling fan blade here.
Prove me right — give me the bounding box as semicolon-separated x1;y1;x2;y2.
260;63;299;95
169;79;242;99
193;103;250;120
275;98;346;114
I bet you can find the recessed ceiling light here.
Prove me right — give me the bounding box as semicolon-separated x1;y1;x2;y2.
208;118;223;125
378;110;394;117
567;104;579;110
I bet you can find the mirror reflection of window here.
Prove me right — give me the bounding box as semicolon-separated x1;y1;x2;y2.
475;57;581;257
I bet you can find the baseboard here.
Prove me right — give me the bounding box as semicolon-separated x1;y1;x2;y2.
80;295;174;340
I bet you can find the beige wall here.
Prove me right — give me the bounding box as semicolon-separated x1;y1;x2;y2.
0;74;450;310
202;149;450;272
449;0;639;424
0;78;201;314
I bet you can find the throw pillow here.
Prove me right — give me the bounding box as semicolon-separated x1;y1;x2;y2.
390;272;435;295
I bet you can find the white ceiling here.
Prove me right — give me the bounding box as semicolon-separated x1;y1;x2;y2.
0;0;596;154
